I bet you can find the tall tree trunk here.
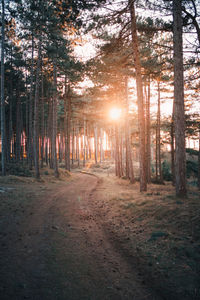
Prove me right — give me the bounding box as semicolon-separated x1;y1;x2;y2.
156;81;163;183
129;0;147;191
83;116;86;167
76;121;80;167
198;128;200;190
16;88;21;162
125;76;135;183
8;46;13;162
171;102;175;185
115;124;120;177
155;124;158;181
52;58;59;177
94;125;98;164
119;127;123;177
33;38;42;179
72;123;75;165
100;128;103;163
28;33;34;170
65;85;71;171
20;98;24;161
40;74;44;168
25;73;29;162
146;76;151;183
88;125;92;159
44;138;47;165
1;0;6;175
86;123;88;160
48;100;53;168
173;0;187;196
64;82;67;170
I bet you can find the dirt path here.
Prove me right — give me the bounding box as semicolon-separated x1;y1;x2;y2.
0;172;163;300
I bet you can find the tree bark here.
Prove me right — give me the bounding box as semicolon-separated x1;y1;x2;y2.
129;0;147;191
28;32;34;170
83;116;86;167
198;129;200;190
146;76;151;183
94;125;98;164
1;0;6;175
173;0;187;196
16;87;21;162
76;121;80;167
33;38;42;179
40;74;45;168
125;77;135;183
52;58;59;177
72;123;75;165
8;46;13;162
65;85;71;172
171;102;175;185
156;81;163;183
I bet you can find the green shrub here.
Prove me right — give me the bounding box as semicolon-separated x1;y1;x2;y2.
186;160;198;178
162;160;172;181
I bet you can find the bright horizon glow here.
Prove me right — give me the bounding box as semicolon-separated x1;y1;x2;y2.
109;107;122;121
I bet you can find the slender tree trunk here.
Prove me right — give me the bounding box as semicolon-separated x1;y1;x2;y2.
64;82;67;170
28;33;34;169
173;0;187;196
8;47;13;162
119;127;123;177
72;123;75;165
16;88;21;162
146;77;151;183
40;74;44;168
88;125;92;159
20;99;24;161
47;100;53;168
156;125;158;181
94;125;98;164
52;58;59;177
65;86;71;171
125;76;135;183
33;38;42;179
198;129;200;190
129;0;147;191
8;87;13;162
1;0;6;175
83;117;86;167
59;131;63;163
76;122;80;167
115;124;120;177
100;128;103;163
25;73;29;162
171;102;175;185
44;138;47;165
157;81;163;183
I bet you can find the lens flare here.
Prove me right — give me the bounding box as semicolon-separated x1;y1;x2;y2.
109;107;121;120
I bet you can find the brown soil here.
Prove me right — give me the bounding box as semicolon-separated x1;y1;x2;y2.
0;163;199;300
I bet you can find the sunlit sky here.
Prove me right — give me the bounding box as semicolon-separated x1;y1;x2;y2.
72;2;199;119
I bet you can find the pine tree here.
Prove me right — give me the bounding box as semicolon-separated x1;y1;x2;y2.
173;0;187;197
129;0;147;191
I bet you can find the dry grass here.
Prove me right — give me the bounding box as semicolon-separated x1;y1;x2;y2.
93;171;200;299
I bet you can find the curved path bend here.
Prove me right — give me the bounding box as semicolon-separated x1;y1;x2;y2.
0;172;163;300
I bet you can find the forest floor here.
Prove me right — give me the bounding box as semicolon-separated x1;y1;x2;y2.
0;160;200;300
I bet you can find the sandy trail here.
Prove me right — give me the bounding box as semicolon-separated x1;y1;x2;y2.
0;172;162;300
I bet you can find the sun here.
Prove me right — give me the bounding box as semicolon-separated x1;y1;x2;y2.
109;107;122;121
